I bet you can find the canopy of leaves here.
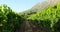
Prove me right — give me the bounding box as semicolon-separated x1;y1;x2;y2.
0;4;25;32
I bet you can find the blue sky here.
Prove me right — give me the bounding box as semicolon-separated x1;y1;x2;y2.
0;0;46;12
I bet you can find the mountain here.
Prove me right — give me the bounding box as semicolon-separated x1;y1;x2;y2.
31;0;59;11
22;0;59;14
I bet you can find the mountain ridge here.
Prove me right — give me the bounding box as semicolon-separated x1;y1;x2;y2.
22;0;59;14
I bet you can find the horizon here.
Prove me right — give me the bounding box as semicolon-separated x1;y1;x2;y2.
0;0;46;12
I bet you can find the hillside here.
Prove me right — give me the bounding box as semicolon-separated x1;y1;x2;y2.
23;0;59;14
27;2;60;32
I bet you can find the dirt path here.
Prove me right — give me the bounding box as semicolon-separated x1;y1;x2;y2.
17;21;33;32
25;21;33;32
17;20;49;32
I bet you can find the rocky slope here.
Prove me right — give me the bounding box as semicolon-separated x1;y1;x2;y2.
23;0;59;14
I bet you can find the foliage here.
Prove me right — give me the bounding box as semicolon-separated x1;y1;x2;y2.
0;5;25;32
28;2;60;32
